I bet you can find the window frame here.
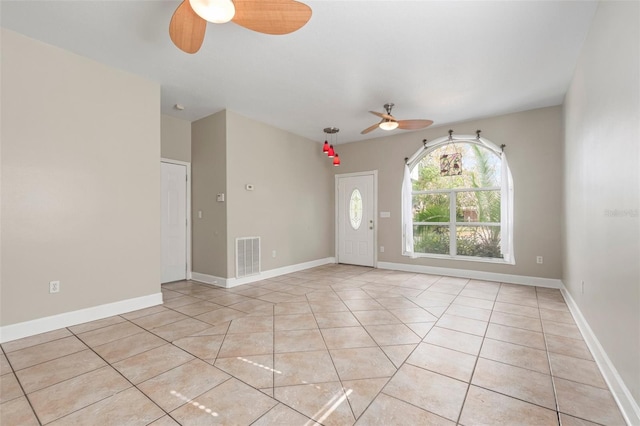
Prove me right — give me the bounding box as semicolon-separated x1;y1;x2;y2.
403;136;514;264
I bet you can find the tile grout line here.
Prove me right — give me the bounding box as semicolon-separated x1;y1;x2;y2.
16;328;157;425
535;288;610;425
64;318;180;425
453;279;497;426
536;286;563;426
359;285;449;422
341;277;453;423
68;305;252;424
1;343;44;426
81;294;279;424
263;269;376;423
305;286;359;423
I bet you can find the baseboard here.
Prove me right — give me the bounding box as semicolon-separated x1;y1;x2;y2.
0;292;163;344
560;285;640;426
190;272;227;288
191;257;336;289
377;261;562;288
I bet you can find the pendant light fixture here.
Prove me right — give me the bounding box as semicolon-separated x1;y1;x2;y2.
323;127;340;166
189;0;236;23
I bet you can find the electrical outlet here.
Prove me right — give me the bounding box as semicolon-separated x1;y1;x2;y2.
380;246;385;253
272;250;277;258
49;280;60;294
536;256;543;264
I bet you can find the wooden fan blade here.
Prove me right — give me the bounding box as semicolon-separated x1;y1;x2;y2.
361;122;381;135
232;0;312;35
369;111;395;121
169;0;207;54
397;119;434;130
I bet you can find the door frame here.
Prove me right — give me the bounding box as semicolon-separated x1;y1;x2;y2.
161;158;192;280
335;170;378;267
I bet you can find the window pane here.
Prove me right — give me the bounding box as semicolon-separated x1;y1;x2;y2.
456;190;500;223
456;226;503;258
413;193;449;223
413;225;450;255
349;189;363;230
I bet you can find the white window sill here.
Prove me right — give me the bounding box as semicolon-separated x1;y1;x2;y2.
403;251;515;265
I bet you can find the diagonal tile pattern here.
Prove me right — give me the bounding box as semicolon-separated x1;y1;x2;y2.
0;265;627;425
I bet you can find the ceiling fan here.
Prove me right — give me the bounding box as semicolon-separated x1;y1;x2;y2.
361;103;434;135
169;0;312;54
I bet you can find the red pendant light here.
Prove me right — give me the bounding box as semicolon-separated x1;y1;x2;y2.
323;127;341;165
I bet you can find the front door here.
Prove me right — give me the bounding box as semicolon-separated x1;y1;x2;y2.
337;173;376;267
161;162;187;283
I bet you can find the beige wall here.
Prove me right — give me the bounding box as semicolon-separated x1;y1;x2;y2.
563;1;639;404
225;111;334;277
161;114;191;162
1;30;161;325
190;110;334;279
336;106;564;279
191;111;228;278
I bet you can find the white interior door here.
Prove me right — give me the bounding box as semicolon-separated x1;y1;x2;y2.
161;162;187;283
337;173;375;267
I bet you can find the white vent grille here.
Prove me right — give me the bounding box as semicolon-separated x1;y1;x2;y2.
236;237;260;278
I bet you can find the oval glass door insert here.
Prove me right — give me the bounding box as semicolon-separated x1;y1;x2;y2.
349;189;363;230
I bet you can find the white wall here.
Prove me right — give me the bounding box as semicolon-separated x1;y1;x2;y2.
1;30;161;326
563;1;640;407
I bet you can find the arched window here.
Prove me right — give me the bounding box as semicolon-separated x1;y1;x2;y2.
402;134;514;263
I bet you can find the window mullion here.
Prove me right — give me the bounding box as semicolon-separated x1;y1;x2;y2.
414;186;500;195
449;191;456;256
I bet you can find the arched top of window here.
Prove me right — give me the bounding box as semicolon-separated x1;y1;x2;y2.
407;134;503;167
411;142;502;191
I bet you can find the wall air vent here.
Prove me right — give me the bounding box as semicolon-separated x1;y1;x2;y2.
236;237;260;278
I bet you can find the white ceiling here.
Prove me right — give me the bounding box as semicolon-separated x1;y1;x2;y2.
1;1;597;144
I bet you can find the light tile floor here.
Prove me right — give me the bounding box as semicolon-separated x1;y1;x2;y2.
0;265;627;425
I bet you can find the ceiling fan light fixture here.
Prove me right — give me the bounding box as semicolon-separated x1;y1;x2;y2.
361;103;433;134
379;120;399;131
189;0;235;24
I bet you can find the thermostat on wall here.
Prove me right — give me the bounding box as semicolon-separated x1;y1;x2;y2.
245;184;254;191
